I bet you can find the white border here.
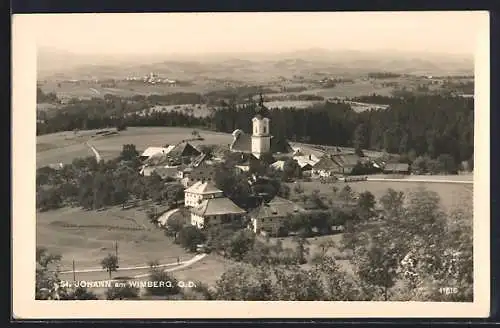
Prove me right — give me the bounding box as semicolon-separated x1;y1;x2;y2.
12;12;490;319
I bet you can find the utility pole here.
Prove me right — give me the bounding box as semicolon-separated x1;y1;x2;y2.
72;259;76;282
115;241;119;269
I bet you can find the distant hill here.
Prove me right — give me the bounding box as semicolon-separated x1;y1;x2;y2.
37;47;474;81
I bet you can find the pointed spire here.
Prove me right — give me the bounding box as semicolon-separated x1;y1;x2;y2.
258;92;264;107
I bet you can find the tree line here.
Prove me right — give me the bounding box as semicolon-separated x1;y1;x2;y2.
37;186;472;302
37;89;474;170
36;145;184;212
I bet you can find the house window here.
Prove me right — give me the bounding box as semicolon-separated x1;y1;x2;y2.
263;126;267;134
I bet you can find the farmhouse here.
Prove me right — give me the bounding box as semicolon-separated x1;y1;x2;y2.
311;153;361;177
140;165;180;178
311;155;341;177
184;180;224;207
293;154;320;172
140;142;201;165
249;196;306;235
180;162;218;188
140;146;174;161
189;196;246;229
330;153;361;175
383;163;410;174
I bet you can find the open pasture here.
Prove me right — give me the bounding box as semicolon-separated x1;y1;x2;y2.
137;104;213;118
264;100;324;109
291;179;473;212
37;205;190;270
39;80;225;99
300;80;395;99
36;127;234;168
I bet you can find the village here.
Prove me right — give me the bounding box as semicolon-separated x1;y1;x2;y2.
134;102;410;241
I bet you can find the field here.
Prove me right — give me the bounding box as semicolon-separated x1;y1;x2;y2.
37;203;190;270
36;127;234;168
298;81;395;99
133;104;213;118
39;80;222;99
264;100;325;109
289;179;473;213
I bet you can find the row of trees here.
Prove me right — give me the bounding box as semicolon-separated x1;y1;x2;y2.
37;186;472;301
36;145;185;212
37;89;474;169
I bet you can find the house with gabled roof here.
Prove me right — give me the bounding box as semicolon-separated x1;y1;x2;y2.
184;180;224;207
383;162;410;174
248;196;306;235
190;196;247;229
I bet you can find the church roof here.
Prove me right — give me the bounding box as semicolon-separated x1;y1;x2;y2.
229;130;293;154
229;131;253;153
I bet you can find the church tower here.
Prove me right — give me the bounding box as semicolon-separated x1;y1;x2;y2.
251;114;271;158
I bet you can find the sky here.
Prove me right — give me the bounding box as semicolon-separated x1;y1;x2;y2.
24;11;487;56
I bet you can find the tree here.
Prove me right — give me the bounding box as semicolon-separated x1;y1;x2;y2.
282;158;302;181
379;188;405;218
105;285;140;300
165;215;185;241
120;144;139;161
436;153;458;174
145;266;181;297
177;226;206;252
354;227;400;301
101;254;119;279
356;191;376;220
353;123;367;156
191;130;201;138
294;236;310;264
338;185;354;203
65;287;99;300
36;247;68;300
228;230;255;261
214;264;275;301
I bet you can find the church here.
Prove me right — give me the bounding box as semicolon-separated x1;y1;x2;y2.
229;102;293;159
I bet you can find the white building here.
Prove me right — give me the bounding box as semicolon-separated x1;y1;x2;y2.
184;180;224;207
190;196;246;229
251;115;271;158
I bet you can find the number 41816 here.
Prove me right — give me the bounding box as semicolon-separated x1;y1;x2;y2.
439;287;458;295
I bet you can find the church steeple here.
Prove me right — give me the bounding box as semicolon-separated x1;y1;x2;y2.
251;93;271;158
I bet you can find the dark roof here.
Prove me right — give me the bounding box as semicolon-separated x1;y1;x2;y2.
229;131;293;154
383;163;410;172
313;156;341;170
230;132;252;153
168;142;201;158
190;197;246;216
331;153;361;167
249;196;305;219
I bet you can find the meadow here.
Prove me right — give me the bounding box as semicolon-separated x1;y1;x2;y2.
36;127;234;168
39;80;222;98
290;179;473;213
299;80;395;99
37;203;190;271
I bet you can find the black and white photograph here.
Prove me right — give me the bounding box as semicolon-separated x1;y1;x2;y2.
12;11;490;318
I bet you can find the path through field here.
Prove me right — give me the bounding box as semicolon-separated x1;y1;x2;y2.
58;253;207;282
84;142;102;162
367;177;473;184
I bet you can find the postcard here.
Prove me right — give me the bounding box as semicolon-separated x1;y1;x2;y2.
12;11;490;319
